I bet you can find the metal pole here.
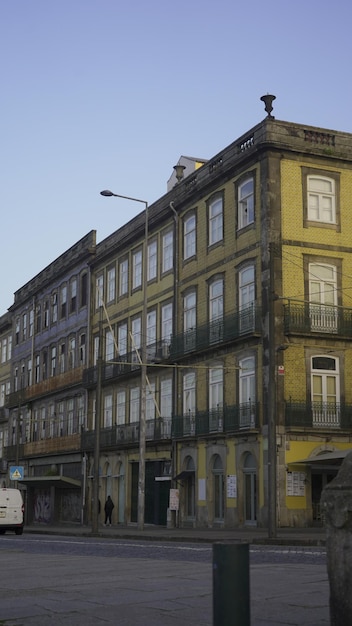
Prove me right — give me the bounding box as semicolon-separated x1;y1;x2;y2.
138;203;148;531
92;308;103;534
213;543;250;625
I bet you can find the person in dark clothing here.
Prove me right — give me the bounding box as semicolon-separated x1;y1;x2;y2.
104;496;114;526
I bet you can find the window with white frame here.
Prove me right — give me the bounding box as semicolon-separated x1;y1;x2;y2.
22;313;27;341
70;278;77;312
104;394;113;428
239;356;256;428
183;291;196;351
44;300;49;327
162;231;173;273
238;177;254;229
209;197;223;245
146;310;157;360
51;346;56;377
96;275;104;308
105;329;114;362
309;263;337;332
107;266;116;303
77;395;85;430
60;285;67;319
148;240;157;281
68;337;75;369
94;336;99;366
209;365;223;411
160;378;172;418
29;309;34;337
209;278;223;342
49;403;55;437
59;343;65;374
27;359;32;386
183;371;196;415
67;398;74;434
146;382;156;420
1;338;7;363
161;303;173;346
130;387;140;423
79;333;86;365
132;249;142;289
311;355;340;427
0;383;5;407
119;259;128;296
131;317;141;362
116;390;126;425
239;265;255;332
118;322;128;356
8;336;12;360
184;214;196;259
307;176;336;224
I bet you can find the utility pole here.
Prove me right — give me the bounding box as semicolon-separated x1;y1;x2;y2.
92;308;103;534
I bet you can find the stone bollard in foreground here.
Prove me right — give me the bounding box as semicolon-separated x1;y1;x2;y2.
213;542;250;626
321;451;352;626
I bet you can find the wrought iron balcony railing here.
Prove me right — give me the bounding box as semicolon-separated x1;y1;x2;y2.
170;305;261;360
81;416;172;451
172;403;259;438
285;401;352;429
284;300;352;338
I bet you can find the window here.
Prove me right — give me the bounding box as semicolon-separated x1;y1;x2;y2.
118;323;128;356
96;275;104;308
130;387;140;423
309;263;337;332
184;291;196;351
68;398;75;434
27;359;32;386
209;197;223;245
105;330;114;362
116;390;126;425
160;378;172;418
183;371;196;436
239;265;255;332
80;273;88;307
146;382;156;420
60;285;67;319
209;278;223;342
148;240;157;281
311;356;340;427
52;293;58;323
161;303;173;345
22;313;27;341
307;176;335;223
213;455;224;521
51;346;56;377
119;259;128;296
209;365;223;431
239;356;256;428
70;278;77;313
131;317;141;363
184;214;196;259
107;267;116;303
79;334;86;365
104;394;113;428
59;342;65;374
94;336;99;366
35;355;40;383
146;310;157;359
132;249;142;289
1;338;7;363
68;337;75;369
238;177;254;229
162;231;173;273
36;305;42;333
44;300;49;327
78;395;85;430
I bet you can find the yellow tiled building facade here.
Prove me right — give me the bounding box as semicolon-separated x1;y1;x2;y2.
3;103;352;529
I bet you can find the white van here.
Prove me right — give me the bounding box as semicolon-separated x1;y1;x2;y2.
0;488;24;535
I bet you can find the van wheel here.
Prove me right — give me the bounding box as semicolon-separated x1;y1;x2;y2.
15;528;23;535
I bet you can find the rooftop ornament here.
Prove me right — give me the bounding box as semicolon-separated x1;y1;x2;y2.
260;94;276;119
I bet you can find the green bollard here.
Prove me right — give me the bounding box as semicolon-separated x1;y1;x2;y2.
213;542;250;626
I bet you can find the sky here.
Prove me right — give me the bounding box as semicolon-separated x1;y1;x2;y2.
1;0;352;314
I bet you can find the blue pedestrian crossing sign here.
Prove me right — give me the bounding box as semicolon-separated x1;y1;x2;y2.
9;466;24;481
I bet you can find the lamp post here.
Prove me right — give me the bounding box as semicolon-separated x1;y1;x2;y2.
100;189;148;531
92;307;103;535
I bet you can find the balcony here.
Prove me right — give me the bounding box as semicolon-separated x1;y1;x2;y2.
6;366;85;408
172;403;259;438
83;341;170;388
81;417;172;451
285;401;352;429
169;305;261;361
284;301;352;338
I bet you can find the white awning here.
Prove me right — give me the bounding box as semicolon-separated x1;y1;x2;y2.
290;449;352;465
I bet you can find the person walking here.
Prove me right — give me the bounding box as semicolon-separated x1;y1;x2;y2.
104;495;114;526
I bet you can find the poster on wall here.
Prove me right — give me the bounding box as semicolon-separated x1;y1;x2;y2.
227;475;237;498
169;489;179;511
286;471;306;496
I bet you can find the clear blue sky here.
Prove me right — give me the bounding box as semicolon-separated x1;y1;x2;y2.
1;0;352;313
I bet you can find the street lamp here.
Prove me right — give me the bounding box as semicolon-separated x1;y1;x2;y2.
100;189;148;531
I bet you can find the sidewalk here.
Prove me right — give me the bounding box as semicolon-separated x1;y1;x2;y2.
25;522;327;546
